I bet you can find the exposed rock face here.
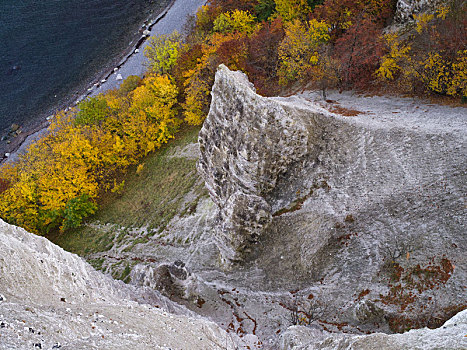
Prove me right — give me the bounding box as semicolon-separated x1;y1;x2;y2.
198;65;309;263
278;309;467;349
197;65;466;337
395;0;444;23
0;219;240;350
131;260;197;300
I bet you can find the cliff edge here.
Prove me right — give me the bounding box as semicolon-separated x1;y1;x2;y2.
0;219;241;350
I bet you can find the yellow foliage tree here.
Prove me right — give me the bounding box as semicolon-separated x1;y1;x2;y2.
450;50;467;97
375;32;412;81
144;32;183;75
213;10;257;34
181;33;237;125
275;0;310;22
0;73;180;234
376;3;466;99
128;75;180;150
183;73;213;125
420;50;467;97
278;19;330;85
0;112;100;233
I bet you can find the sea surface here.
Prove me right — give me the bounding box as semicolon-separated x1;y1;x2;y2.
0;0;168;136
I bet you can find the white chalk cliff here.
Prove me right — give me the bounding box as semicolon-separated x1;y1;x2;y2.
1;63;466;349
0;219;241;350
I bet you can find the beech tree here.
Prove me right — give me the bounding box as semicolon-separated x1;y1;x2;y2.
307;46;339;100
255;0;276;22
144;32;183;75
245;17;285;95
0;178;10;195
75;95;110;125
213;9;257;34
278;19;330;85
182;34;228;125
376;2;467;98
274;0;311;22
117;75;142;97
128;74;180;150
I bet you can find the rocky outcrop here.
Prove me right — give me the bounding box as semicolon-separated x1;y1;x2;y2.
131;260;198;300
0;219;241;350
198;65;309;263
197;65;466;336
395;0;445;23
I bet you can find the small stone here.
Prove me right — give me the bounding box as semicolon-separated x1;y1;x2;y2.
4;153;10;158
116;74;123;81
134;49;139;53
143;30;150;36
10;123;19;132
52;342;62;349
0;294;4;302
1;136;7;141
60;297;66;302
33;344;42;349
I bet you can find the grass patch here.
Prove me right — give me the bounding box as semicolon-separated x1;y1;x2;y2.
118;263;132;283
89;257;105;271
122;236;150;252
51;225;115;256
49;124;202;256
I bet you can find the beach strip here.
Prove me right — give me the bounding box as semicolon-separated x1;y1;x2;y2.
1;0;205;164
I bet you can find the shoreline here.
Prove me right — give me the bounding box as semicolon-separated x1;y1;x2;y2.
1;0;205;165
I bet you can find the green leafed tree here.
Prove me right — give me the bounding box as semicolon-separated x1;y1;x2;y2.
75;95;110;125
144;31;183;75
117;75;142;97
255;0;276;22
62;194;98;230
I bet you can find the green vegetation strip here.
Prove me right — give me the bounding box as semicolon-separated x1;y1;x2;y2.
50;125;201;256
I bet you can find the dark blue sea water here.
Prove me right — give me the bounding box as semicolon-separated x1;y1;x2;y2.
0;0;168;136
